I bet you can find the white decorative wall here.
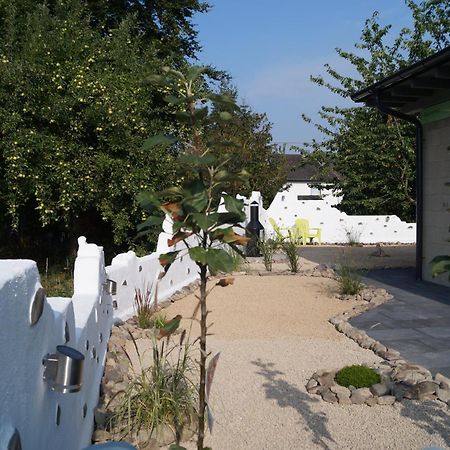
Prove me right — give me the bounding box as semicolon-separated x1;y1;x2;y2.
0;222;201;450
107;216;199;321
247;187;416;244
0;237;112;450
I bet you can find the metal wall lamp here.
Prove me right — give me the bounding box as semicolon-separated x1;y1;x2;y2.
43;345;85;393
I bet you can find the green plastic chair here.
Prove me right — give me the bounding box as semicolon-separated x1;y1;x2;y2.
268;217;287;241
294;218;322;245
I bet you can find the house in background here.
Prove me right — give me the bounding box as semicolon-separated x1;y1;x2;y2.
352;46;450;287
281;154;341;206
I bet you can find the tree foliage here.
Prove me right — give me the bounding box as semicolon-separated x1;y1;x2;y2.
299;0;450;222
84;0;209;60
0;0;207;260
207;90;286;205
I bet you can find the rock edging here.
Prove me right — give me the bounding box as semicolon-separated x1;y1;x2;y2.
319;275;450;408
307;365;450;407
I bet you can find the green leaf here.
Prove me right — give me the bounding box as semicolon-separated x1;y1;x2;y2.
216;212;246;226
207;93;239;109
159;251;180;273
223;195;246;220
188;248;233;275
143;134;177;149
183;180;208;212
192;212;219;230
186;65;207;81
212;227;234;241
136;191;161;211
189;247;208;265
206;248;235;275
431;255;450;280
168;445;187;450
163;95;186;105
144;74;167;86
137;215;164;231
178;153;217;167
219;111;233;121
157;186;184;199
175;111;192;123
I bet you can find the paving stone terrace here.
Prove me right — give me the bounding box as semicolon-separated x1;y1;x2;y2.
351;268;450;377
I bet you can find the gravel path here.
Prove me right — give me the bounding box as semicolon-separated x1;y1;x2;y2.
162;275;450;450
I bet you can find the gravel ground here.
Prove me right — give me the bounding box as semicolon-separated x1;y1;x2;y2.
158;275;450;450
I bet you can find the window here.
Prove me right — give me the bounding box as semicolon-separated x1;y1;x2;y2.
310;187;322;196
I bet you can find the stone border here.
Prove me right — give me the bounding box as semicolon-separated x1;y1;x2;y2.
305;266;450;408
307;365;450;406
306;366;396;406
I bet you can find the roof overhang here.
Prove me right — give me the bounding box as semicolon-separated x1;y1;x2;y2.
351;46;450;115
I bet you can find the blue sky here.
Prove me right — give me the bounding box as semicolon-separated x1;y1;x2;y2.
194;0;412;148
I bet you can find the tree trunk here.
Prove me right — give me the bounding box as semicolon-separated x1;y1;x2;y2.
197;263;207;450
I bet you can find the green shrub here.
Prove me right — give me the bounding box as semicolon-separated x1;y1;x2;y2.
335;365;380;388
338;266;364;295
258;239;278;271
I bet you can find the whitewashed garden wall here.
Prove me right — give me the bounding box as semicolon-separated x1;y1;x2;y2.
0;237;113;450
107;217;199;321
251;188;416;244
0;220;200;450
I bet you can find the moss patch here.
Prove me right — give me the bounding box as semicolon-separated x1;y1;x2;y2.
335;365;380;388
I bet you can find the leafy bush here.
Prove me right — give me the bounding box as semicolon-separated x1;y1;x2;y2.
335;365;380;388
258;239;278;271
110;332;197;445
337;266;364;295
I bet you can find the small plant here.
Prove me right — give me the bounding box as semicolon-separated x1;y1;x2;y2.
227;247;246;272
335;365;380;388
344;226;362;246
110;332;197;446
337;265;364;295
258;239;278;271
150;311;168;329
134;286;157;329
282;232;300;273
